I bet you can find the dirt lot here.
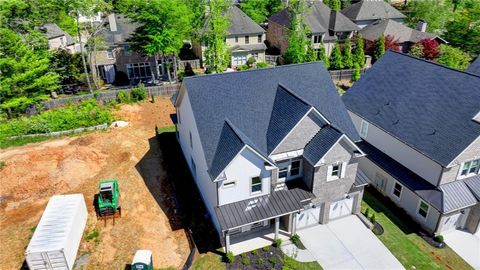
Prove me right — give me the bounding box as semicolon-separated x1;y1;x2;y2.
0;98;190;269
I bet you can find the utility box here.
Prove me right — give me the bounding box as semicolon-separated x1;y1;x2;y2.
131;250;153;270
25;194;88;270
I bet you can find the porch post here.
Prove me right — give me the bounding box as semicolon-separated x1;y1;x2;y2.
291;213;297;236
225;231;230;254
274;217;280;240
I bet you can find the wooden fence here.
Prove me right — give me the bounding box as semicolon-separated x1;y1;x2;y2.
329;68;368;82
41;83;181;110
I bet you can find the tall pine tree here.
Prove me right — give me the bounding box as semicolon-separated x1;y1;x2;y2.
318;42;330;69
353;34;365;67
373;35;385;62
343;38;353;68
329;42;343;70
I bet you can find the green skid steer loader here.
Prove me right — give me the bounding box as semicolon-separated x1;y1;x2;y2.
98;180;121;217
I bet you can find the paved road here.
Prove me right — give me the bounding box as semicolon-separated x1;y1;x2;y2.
297;215;404;270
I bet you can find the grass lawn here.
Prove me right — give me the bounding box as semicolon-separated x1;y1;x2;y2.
190;250;323;270
362;190;472;270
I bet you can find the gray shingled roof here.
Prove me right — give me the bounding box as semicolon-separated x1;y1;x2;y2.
230;43;267;52
269;1;359;34
42;23;75;46
360;19;437;43
303;126;343;165
341;0;406;21
228;6;265;35
343;51;480;167
100;15;139;45
183;63;360;181
215;188;314;231
466;57;480;75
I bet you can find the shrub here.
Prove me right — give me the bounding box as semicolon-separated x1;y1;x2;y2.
256;258;265;264
256;62;268;68
117;91;130;103
240;253;247;258
131;86;147;101
241;257;251;265
290;234;300;245
247;56;256;66
85;229;100;241
273;238;282;248
370;213;376;224
365;208;370;218
224;251;234;263
237;64;250;71
268;257;276;264
352;63;361;82
262;246;270;252
434;235;444;243
251;249;258;255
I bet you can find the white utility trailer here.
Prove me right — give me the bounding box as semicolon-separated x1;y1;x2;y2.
25;194;87;270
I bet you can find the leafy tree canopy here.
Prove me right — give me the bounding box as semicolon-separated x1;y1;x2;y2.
240;0;283;24
443;0;480;55
329;42;344;69
437;44;472;70
202;0;231;73
405;0;453;35
284;0;314;64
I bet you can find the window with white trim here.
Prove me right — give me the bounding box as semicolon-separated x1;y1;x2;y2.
327;163;343;181
313;35;321;44
360;120;368;138
106;48;114;59
251;176;262;193
460;159;479;177
393;182;402;198
233;55;247;65
418;200;429;218
126;62;152;79
290;160;301;176
245;36;249;44
257;34;262;43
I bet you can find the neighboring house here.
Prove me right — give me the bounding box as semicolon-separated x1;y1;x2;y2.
93;14;172;84
466;57;480;75
41;23;76;54
267;1;359;56
341;0;406;29
193;6;266;68
173;63;368;253
343;51;480;236
359;19;446;53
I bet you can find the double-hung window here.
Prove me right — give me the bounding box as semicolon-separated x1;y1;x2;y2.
245;36;249;44
313;35;321;44
418;200;429;218
290;160;301;176
460;159;480;177
393;182;402;198
327;163;343;181
257;34;262;43
251;176;262;193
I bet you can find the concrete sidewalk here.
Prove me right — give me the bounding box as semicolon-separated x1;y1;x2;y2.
297;215;404;270
444;230;480;270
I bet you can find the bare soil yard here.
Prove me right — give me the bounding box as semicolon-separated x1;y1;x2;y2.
0;98;190;270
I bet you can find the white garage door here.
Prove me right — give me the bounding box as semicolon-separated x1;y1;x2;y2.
441;213;462;233
296;207;320;229
329;197;354;220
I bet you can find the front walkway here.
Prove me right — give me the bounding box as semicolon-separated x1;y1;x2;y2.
444;229;480;269
228;228;290;255
297;215;404;270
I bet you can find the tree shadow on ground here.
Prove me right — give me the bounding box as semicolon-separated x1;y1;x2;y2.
136;131;221;254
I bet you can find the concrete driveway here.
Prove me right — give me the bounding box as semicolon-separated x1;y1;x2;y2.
444;230;480;269
297;215;404;270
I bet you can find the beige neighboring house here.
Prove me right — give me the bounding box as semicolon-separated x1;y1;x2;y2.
193;5;267;68
41;23;77;54
267;1;359;57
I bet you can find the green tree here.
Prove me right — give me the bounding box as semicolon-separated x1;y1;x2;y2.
283;0;313;64
353;34;365;67
0;28;59;117
409;43;424;58
443;0;480;55
329;42;343;70
352;63;361;82
331;0;342;11
373;35;385;62
405;0;453;35
340;0;351;9
305;42;318;62
317;43;330;69
124;0;193;81
437;44;472;70
50;49;83;84
202;0;231;73
240;0;283;24
343;38;353;68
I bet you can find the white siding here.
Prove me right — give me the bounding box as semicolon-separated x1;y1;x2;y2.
177;91;221;231
218;148;272;205
349;112;443;186
359;157;441;233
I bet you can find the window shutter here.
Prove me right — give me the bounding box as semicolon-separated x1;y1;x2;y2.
341;162;347;178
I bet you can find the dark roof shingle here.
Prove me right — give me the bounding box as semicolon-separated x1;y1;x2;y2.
303;126;343;165
466;57;480;75
343;51;480;167
228;6;265;35
341;0;406;21
360;19;437;43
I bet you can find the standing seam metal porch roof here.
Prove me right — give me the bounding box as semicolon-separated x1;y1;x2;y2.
215;188;314;231
183;62;360;181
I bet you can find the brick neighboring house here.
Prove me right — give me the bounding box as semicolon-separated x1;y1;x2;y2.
267;1;359;56
343;51;480;236
40;23;77;54
174;63;368;254
193;5;267;68
359;19;447;53
341;0;406;29
93;14;173;85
